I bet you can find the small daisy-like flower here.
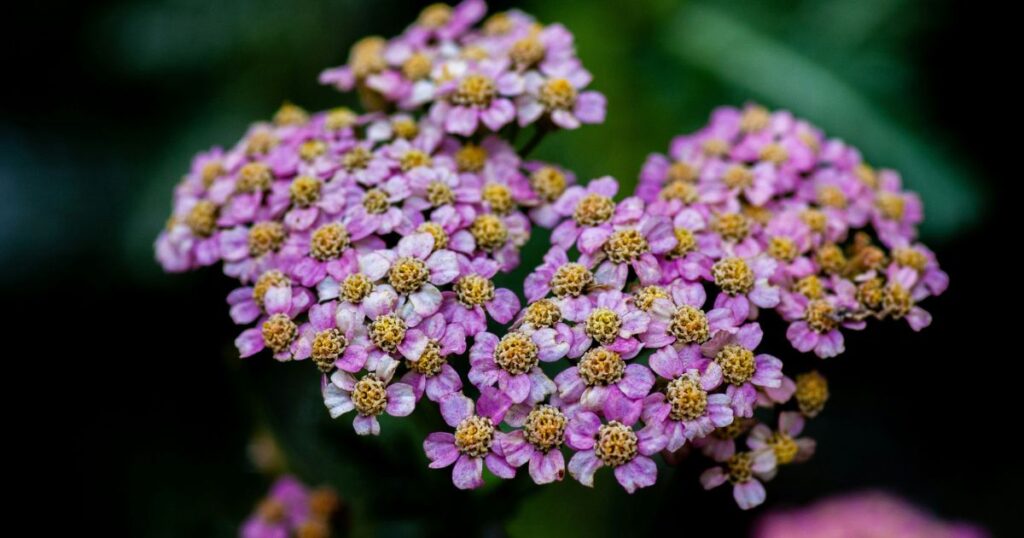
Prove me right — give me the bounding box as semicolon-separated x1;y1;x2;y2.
342;179;420;240
569;289;650;359
469;330;566;403
700;322;783;417
565;411;667;493
782;290;864;358
700;449;777;510
440;255;520;335
430;61;524;136
579;210;677;288
423;389;516;490
233;277;315;360
549;176;619;252
291;301;371;374
746;412;816;472
322;355;416;436
359;232;460;319
710;254;780;324
500;404;569;484
516;66;605;129
554;346;655;425
645;344;733;450
397;313;465;402
642;279;710;349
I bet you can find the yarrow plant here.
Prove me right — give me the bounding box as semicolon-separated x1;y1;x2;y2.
156;1;947;509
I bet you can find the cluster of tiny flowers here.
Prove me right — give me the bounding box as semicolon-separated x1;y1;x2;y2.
241;476;341;538
753;491;987;537
156;1;946;509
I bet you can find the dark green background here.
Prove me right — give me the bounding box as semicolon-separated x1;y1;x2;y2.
4;0;1015;535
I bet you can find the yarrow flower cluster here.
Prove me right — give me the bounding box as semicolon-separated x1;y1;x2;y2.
241;476;341;538
156;2;947;509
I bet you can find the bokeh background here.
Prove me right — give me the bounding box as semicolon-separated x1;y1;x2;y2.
5;0;1016;535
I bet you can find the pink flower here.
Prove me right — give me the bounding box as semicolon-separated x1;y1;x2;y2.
323;355;415;436
397;313;465;402
440;255;520;335
565;411;666;493
554;346;655;425
645;344;733;451
358;232;460;320
469;330;566;404
423;389;516;490
700;448;777;510
700;322;783;417
516;66;605;129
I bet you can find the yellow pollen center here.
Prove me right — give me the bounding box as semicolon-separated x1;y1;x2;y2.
633;285;669;311
402;53;432;81
186;200;218;237
524;299;562;327
668;228;697;259
660;181;698;204
289;176;322;207
578;347;625;386
857;277;885;310
716;344;756;385
237;162;274;193
893;247;927;271
876;192;906;220
484;12;513;35
392;118;419;140
573;194;616;226
362;189;390;214
455;415;494;457
530;166;567;202
801;209;827;233
311;329;348;373
388;257;430;294
325;107;357;131
883;282;913;318
453;74;497;107
767;236;798;262
702;138;730;156
454;275;495;307
400;150;432;172
511;36;546;68
341;273;374;303
262;313;297;353
538;78;577;110
595;421;638;467
713;212;750;242
816;243;846;274
455;143;487;173
740;106;771;133
759;143;789;164
352;376;388;416
551;263;593;297
408;339;446;376
716;418;753;440
723;165;754;189
817;185;847;208
494;332;539;375
603;229;650;264
725;452;754;483
795;371;829;417
524;405;566;452
669;305;710;344
794;275;824;299
469;214;508;251
713;257;755;295
246;130;278;156
669;161;699;183
273;102;309;126
425;181;455;206
768;432;799;465
200;161;223;188
310;223;350;261
253;270;290;310
368;314;406;353
585;308;622;345
342;147;371;171
856;163;878;188
418;3;452;28
666;376;708;421
248;222;286;257
417;222;449;250
349;37;386;79
299;139;327;162
482;183;515;214
805;300;837;333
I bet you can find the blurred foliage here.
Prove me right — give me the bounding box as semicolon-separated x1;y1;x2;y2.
2;0;1004;536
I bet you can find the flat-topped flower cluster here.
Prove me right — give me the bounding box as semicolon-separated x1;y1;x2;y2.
156;1;946;510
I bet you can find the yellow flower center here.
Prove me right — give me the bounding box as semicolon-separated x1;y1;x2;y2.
400;150;432;172
454;275;495;307
801;209;827;233
237;162;274;193
538;78;577;110
273;102;308;126
524;405;567;452
418;3;452;28
892;247;927;271
795;371;829;417
408;339;446;376
453;74;497;107
253;270;290;310
856;163;878;188
669;305;710;344
767;236;798;262
660;181;698;204
666;376;708;421
713;212;750;242
248;222;286;257
633;285;669;311
200;161;223;188
876;192;905;220
723;165;753;190
856;277;884;310
455;143;487;173
494;332;539;375
455;415;494;457
667;228;697;259
342;147;372;171
368;314;407;353
595;421;638;467
585;308;622;345
702;138;730;156
352;376;388;416
392;118;420;140
805;300;837;333
262;313;297;353
716;344;755;385
246;130;278;156
417;222;449;250
482;183;515;214
603;229;650;264
817;185;847;208
759;143;789;164
362;188;390;214
768;432;799;465
551;263;593;298
325;107;357;131
289;176;322;207
310;223;350;261
668;161;699;183
712;257;755;295
578;347;625;386
794;275;824;299
573;194;616;226
469;214;508;251
388;257;430;294
530;166;568;202
426;181;455;207
524;299;562;327
740;106;770;133
883;282;913;318
816;243;846;274
484;12;513;35
311;329;348;373
725;452;754;483
186;200;218;237
402;53;433;81
299;139;327;162
511;36;546;68
341;273;373;303
349;37;386;79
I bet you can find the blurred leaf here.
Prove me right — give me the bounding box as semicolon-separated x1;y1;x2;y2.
665;3;986;239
